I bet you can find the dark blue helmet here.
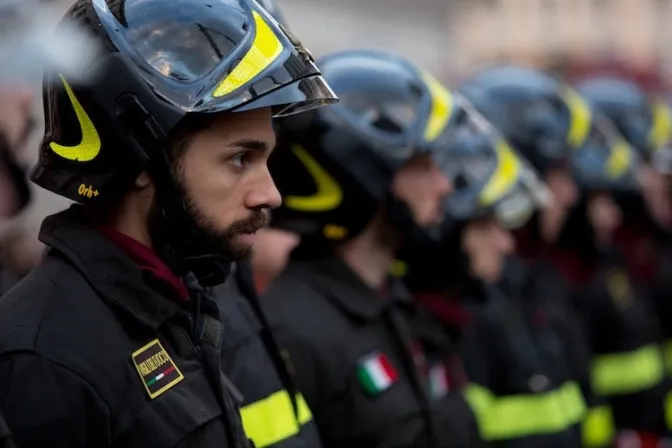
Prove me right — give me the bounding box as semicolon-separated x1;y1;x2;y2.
459;65;591;174
575;76;672;170
569;111;640;192
269;49;458;244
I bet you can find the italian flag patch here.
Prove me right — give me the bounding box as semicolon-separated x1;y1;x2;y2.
357;351;398;396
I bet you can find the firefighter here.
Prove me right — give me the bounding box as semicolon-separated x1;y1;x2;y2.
0;0;337;446
261;49;484;447
0;34;35;448
575;76;672;228
399;107;562;447
0;84;32;228
459;65;616;447
576;77;672;443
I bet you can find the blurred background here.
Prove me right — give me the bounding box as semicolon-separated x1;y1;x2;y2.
17;0;672;238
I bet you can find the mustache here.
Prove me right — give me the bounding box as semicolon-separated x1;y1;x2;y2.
227;210;269;235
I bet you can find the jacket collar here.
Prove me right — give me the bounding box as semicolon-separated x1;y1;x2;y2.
39;205;184;331
296;257;413;320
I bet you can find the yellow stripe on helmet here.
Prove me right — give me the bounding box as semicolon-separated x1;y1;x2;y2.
648;99;672;153
479;140;522;206
605;138;634;180
419;70;453;142
563;86;592;149
213;10;284;97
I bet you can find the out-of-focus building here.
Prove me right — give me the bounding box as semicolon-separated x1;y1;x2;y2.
449;0;672;86
278;0;454;76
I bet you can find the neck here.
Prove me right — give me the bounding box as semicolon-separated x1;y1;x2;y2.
540;207;562;246
338;218;396;289
108;200;153;249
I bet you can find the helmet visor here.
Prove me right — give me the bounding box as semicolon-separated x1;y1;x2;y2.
92;0;337;116
438;98;549;228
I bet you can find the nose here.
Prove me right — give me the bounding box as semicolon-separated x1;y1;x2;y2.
246;166;283;210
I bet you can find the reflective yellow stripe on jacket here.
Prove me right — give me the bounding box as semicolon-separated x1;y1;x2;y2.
464;381;586;441
240;391;313;447
591;345;665;396
581;405;615;447
663;340;672;431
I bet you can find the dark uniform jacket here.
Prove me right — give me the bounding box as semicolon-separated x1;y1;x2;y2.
262;258;480;448
0;207;251;448
556;248;670;435
211;264;322;448
459;261;588;448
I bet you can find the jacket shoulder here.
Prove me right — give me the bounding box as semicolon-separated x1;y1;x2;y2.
263;267;341;331
261;266;353;372
0;252;141;412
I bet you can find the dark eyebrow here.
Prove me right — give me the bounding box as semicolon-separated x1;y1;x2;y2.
232;139;269;152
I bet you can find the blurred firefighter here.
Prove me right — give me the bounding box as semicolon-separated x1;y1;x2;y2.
261;49;486;447
576;76;672;445
0;90;26;448
0;0;42;294
0;3;36;444
0;85;37;292
460;65;617;447
399;99;558;446
0;0;338;446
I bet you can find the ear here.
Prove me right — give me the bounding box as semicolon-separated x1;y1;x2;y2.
134;170;152;189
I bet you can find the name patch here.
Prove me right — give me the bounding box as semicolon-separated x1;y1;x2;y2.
132;339;184;399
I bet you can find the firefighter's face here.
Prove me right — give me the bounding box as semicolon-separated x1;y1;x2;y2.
167;108;281;260
539;167;578;244
391;154;453;227
639;165;672;228
587;192;622;246
462;216;515;283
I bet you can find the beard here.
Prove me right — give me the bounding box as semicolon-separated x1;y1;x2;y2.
147;179;269;269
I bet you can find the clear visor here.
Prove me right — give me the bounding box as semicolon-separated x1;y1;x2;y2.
437;99;550;228
92;0;337;115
